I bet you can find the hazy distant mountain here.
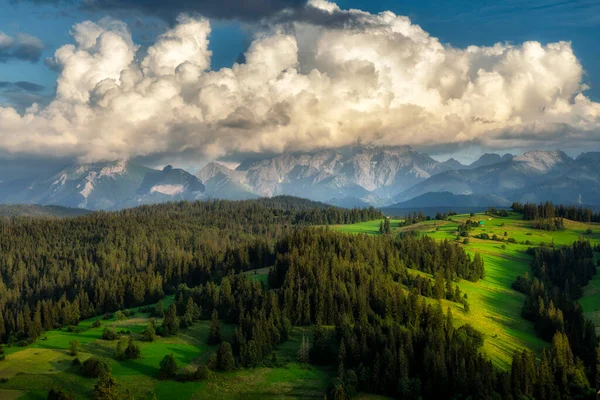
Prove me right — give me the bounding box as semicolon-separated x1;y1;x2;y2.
0;148;598;210
0;161;205;210
467;153;514;169
394;150;600;206
389;191;511;208
198;146;464;204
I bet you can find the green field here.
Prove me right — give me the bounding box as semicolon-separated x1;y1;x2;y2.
331;213;600;369
0;300;331;399
330;219;404;235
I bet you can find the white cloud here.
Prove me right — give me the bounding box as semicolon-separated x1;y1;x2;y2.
0;0;598;163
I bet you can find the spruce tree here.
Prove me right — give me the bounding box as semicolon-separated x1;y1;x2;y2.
158;354;178;379
207;309;221;345
217;342;235;371
161;304;179;336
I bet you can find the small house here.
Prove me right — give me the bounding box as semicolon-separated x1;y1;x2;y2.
478;221;485;226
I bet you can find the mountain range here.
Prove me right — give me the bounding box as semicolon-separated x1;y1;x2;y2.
0;146;598;210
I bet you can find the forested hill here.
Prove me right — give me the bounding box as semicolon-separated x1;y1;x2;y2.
0;204;91;218
0;197;382;345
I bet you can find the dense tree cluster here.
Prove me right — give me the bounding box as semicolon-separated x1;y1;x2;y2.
379;218;391;234
512;201;600;223
512;240;598;391
0;198;379;344
531;217;565;231
486;207;509;217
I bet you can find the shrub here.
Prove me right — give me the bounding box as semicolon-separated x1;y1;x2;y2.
102;327;118;341
47;388;75;400
81;357;110;378
103;313;113;320
195;365;210;380
91;320;102;328
115;311;126;321
142;323;156;342
69;339;81;356
124;336;141;360
72;357;81;366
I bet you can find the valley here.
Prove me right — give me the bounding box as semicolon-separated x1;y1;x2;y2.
0;200;598;399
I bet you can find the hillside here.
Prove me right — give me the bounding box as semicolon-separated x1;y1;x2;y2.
0;199;597;399
331;212;600;369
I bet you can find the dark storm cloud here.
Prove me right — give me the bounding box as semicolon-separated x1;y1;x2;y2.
81;0;308;22
0;81;49;112
0;32;45;63
11;0;370;27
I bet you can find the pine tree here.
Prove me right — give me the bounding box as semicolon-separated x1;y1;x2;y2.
158;354;178;379
217;342;236;371
297;334;310;363
155;300;164;318
161;304;179;336
93;371;119;400
207;309;221;345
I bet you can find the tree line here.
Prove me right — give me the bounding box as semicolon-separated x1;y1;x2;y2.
512;239;598;397
512;201;600;223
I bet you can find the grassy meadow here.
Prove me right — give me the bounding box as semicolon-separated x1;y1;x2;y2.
330;212;600;369
0;298;332;399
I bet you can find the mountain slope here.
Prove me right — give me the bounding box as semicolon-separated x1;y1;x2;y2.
0;161;206;210
198;146;465;204
389;191;511;208
394;150;600;205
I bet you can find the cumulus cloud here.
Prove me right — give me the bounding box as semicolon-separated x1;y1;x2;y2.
0;0;599;163
0;32;45;62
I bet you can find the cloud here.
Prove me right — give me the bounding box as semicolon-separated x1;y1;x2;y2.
0;0;599;163
15;0;308;22
0;32;45;63
0;81;48;112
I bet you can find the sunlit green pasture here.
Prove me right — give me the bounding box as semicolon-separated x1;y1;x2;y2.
331;211;600;369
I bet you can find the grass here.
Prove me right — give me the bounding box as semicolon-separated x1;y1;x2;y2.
329;219;404;235
330;211;600;369
243;267;271;288
0;298;330;400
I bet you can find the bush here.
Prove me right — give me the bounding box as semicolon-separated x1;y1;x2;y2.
69;339;81;356
158;354;178;380
72;357;81;366
585;228;593;234
124;336;141;360
47;388;75;400
463;238;469;245
115;311;126;321
195;365;210;380
101;327;118;341
91;320;102;328
81;357;110;378
102;313;113;320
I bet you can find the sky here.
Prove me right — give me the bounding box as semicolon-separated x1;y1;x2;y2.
0;0;599;167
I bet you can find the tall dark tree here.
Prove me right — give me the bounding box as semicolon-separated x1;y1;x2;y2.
208;309;221;345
